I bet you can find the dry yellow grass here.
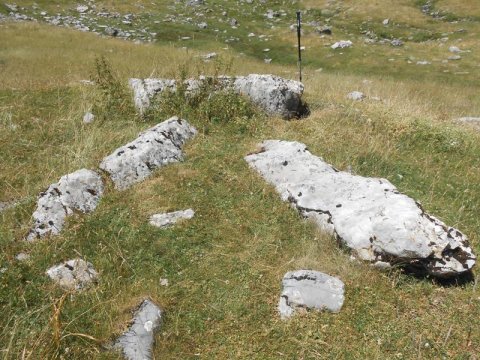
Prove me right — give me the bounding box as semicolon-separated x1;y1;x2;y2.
437;0;480;17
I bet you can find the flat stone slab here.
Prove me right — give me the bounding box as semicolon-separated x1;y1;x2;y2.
27;169;104;241
149;209;195;228
245;140;476;278
99;117;197;190
46;258;98;290
279;270;345;319
114;299;163;360
129;74;307;119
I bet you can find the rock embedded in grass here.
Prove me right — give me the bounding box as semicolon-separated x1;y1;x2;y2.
279;270;345;319
46;258;98;290
99;117;197;190
233;74;307;119
245;140;476;278
129;75;308;119
149;209;195;228
331;40;352;49
114;299;162;360
26;169;104;241
347;91;365;101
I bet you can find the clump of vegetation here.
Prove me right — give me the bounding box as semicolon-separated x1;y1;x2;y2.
146;60;264;134
90;56;136;121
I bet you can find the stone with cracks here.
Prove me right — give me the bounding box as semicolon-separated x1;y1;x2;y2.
27;169;104;241
129;74;307;119
233;74;306;119
245;140;476;278
46;259;98;290
99;117;197;190
279;270;345;319
114;299;162;360
149;209;195;228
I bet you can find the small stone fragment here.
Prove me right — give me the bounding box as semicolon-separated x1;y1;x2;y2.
15;253;30;261
279;270;344;319
83;111;95;124
449;46;461;53
382;18;389;25
347;91;365;101
46;259;98;290
114;299;162;360
76;5;88;13
331;40;352;49
391;39;403;47
149;209;195;228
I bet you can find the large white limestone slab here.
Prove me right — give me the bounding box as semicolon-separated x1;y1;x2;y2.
245;140;476;278
27;169;104;241
99;117;197;190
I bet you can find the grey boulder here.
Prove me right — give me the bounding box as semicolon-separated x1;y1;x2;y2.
245;140;476;278
279;270;345;319
347;91;365;101
149;209;195;228
46;259;98;290
27;169;104;241
114;299;162;360
99;117;197;190
233;74;307;119
129;74;307;119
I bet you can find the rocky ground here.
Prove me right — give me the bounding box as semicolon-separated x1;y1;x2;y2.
1;1;480;359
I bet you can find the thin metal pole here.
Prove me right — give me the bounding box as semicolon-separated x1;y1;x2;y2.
296;11;302;82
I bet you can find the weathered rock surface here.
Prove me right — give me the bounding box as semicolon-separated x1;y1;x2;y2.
245;140;476;278
279;270;345;319
114;299;162;360
128;78;176;115
99;117;197;190
233;74;307;119
149;209;195;228
129;74;307;119
46;259;98;290
27;169;104;241
83;111;95;124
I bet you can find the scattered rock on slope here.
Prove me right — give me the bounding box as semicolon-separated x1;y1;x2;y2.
26;169;104;241
279;270;345;319
347;91;365;101
331;40;352;49
129;75;308;119
46;258;98;290
149;209;195;228
245;140;476;278
99;117;197;190
114;299;162;360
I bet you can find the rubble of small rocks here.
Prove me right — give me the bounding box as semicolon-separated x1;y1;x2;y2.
99;117;197;190
149;209;195;228
245;140;476;278
129;74;308;119
46;258;98;290
27;169;104;241
114;299;162;360
279;270;345;319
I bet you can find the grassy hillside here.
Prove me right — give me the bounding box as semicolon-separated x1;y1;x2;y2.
1;1;480;359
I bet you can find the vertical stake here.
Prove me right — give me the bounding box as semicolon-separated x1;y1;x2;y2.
296;10;302;82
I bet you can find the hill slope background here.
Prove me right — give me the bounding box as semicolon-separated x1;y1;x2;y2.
1;0;480;358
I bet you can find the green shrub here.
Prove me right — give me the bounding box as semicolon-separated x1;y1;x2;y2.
90;56;136;121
